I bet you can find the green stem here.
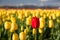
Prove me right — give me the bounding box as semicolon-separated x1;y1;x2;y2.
35;34;37;40
35;28;39;40
8;32;12;40
28;26;31;40
40;33;43;40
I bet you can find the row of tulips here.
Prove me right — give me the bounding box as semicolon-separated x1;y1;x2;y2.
0;9;60;40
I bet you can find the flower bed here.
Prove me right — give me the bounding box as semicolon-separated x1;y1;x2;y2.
0;9;60;40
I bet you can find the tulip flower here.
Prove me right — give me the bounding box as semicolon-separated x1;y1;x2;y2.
39;28;43;34
49;19;54;28
31;16;40;40
19;32;26;40
4;21;11;30
10;23;18;32
12;33;19;40
26;16;32;25
39;17;45;29
31;16;40;29
11;16;16;23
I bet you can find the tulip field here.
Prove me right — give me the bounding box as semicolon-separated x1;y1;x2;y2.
0;9;60;40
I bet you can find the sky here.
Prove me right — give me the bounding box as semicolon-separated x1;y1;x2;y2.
0;0;60;6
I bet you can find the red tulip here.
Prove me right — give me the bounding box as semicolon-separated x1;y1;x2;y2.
31;17;40;28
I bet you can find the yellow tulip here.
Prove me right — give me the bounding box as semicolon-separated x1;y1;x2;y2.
32;10;36;17
0;16;2;19
39;17;45;28
18;13;24;21
11;16;16;23
25;12;28;17
39;11;44;16
10;23;18;32
24;29;28;35
35;10;39;17
52;14;56;20
2;18;6;22
0;12;2;17
33;28;37;35
12;33;19;40
43;14;47;19
17;10;22;14
26;16;32;25
49;19;54;28
57;19;60;23
25;27;29;33
19;32;26;40
49;16;52;20
4;21;11;30
7;10;12;15
56;13;60;17
39;28;43;34
11;10;16;14
7;16;11;20
47;13;50;17
24;11;31;17
32;13;36;17
21;26;24;31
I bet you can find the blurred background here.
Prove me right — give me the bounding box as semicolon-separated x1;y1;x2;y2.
0;0;60;8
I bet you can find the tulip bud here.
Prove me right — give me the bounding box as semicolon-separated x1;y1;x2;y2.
3;18;6;22
33;28;37;34
21;26;24;31
39;28;43;34
24;29;28;35
12;33;19;40
19;32;26;40
57;19;60;23
4;21;11;30
49;19;54;28
25;27;29;33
